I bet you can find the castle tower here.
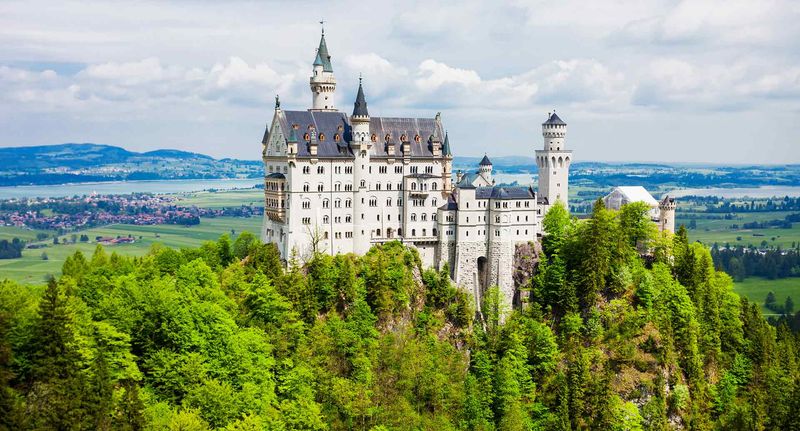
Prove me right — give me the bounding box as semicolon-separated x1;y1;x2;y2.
309;29;336;111
658;196;676;233
536;111;572;208
478;154;493;183
350;78;372;254
442;132;453;193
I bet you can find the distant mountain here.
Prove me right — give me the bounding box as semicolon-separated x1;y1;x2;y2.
0;143;262;186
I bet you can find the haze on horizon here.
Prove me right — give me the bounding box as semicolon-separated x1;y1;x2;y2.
0;0;798;164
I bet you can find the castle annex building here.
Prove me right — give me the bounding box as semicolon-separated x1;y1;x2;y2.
260;30;574;308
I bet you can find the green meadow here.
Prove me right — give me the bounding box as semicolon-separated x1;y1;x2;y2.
0;216;262;284
679;210;800;249
175;189;264;209
733;276;800;316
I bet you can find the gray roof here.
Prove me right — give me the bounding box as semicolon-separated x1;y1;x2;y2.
266;172;285;179
479;154;492;166
440;194;458;211
352;81;369;117
537;196;549;205
261;122;270;144
316;34;333;72
543;112;566;125
275;110;444;159
475;186;536;200
407;173;438;179
442;132;452;157
456;172;480;189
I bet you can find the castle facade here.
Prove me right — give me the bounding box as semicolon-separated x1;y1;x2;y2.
260;31;572;309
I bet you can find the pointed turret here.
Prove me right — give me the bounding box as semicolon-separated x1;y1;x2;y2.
309;29;336;111
479;154;492;166
316;32;333;72
352;79;369;118
443;132;452;157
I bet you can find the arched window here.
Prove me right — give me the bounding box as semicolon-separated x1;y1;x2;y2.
319;133;325;141
385;134;391;142
303;133;310;141
371;133;377;142
414;135;421;143
323;215;329;224
412;183;417;190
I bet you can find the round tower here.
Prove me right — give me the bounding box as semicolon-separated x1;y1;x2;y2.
658;196;677;233
309;29;336;111
350;78;372;254
535;111;572;209
478;154;493;181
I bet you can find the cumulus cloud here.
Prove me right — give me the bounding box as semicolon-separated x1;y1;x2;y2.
0;0;799;161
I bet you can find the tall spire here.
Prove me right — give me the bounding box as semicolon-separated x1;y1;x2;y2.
443;132;452;156
352;76;369;117
315;29;333;72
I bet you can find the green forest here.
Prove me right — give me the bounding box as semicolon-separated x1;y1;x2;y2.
1;201;799;430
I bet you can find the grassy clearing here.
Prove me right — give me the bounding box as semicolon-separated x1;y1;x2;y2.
678;210;800;249
733;276;800;315
175;189;264;209
0;216;262;285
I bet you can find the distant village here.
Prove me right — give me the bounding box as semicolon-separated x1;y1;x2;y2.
0;193;262;233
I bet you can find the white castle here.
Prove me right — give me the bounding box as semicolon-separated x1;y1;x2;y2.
260;30;672;309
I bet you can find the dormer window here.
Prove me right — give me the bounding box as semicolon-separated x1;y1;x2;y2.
371;134;377;142
334;133;340;142
385;134;391;142
319;133;325;141
337;125;344;132
414;135;421;143
303;133;310;141
400;134;407;142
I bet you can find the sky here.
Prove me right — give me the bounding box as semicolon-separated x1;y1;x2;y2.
0;0;799;163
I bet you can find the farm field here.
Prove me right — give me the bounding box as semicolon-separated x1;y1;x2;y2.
175;189;264;209
733;276;800;316
678;210;800;248
0;216;262;285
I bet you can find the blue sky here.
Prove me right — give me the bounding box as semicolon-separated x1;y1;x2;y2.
0;0;798;163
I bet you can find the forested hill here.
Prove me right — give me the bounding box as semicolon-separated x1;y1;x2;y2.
1;201;799;429
0;143;262;186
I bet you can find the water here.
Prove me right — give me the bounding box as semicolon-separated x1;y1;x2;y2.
668;186;800;199
0;178;261;199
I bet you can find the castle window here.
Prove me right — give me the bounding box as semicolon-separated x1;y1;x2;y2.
345;199;351;208
371;134;377;142
304;133;310;141
303;183;310;192
323;199;329;208
412;229;416;236
414;135;421;143
385;134;391;142
317;184;323;192
319;133;325;141
433;228;437;236
335;199;341;208
302;200;310;209
421;214;427;221
360;180;366;188
317;166;324;174
400;134;407;142
303;166;310;174
334;134;340;142
323;215;329;224
338;124;344;132
411;213;417;221
422;228;426;236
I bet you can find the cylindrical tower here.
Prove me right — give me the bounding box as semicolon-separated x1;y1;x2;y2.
659;196;677;233
535;111;572;209
350;79;372;254
309;30;336;111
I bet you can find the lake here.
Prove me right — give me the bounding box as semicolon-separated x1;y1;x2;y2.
0;179;261;199
668;186;800;199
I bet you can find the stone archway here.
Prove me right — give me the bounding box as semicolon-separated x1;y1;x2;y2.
477;256;488;291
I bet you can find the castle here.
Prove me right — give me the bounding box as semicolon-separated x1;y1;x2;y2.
260;30;670;310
